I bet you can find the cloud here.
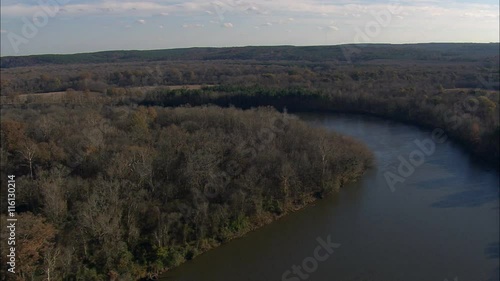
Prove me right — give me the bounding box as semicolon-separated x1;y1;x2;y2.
0;1;187;18
246;6;258;12
245;6;260;14
273;18;295;25
182;23;204;28
1;0;498;22
99;7;113;13
318;25;339;31
1;0;498;54
0;29;7;33
255;22;273;28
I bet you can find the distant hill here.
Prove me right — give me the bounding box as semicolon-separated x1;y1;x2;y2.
1;43;498;68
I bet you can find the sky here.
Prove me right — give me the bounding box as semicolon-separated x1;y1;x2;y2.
0;0;499;56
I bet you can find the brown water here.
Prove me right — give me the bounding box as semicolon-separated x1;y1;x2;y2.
161;113;500;281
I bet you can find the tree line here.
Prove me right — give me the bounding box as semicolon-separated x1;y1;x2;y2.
1;55;498;96
1;43;498;68
141;84;499;168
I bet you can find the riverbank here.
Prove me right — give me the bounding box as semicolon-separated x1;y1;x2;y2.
142;143;371;280
160;113;500;281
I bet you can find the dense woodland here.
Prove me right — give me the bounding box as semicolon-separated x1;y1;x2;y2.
142;83;499;166
1;43;498;68
0;104;372;280
2;44;498;166
0;43;498;280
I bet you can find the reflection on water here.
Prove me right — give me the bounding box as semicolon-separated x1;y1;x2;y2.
431;189;499;208
162;113;499;281
485;242;500;259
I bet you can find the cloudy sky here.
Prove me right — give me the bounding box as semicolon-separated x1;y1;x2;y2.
0;0;499;56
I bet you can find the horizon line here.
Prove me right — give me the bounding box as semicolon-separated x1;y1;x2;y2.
2;41;499;58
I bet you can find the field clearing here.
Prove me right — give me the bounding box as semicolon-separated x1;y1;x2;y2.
130;84;211;92
443;88;500;96
1;85;213;105
1;91;102;105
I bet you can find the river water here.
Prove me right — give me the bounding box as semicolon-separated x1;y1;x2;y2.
161;113;499;281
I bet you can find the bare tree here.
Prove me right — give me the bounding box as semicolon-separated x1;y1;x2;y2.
20;140;37;179
43;247;60;281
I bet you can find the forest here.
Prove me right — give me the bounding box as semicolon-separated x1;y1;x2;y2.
0;103;372;280
2;44;498;166
0;43;498;280
142;83;499;167
1;43;498;68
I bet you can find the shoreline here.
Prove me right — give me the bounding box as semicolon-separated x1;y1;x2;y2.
147;174;368;281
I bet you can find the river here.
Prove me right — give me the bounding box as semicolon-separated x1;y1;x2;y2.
160;113;500;281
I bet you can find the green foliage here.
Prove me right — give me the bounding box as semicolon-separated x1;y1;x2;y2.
76;267;102;281
228;214;249;233
156;247;184;268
